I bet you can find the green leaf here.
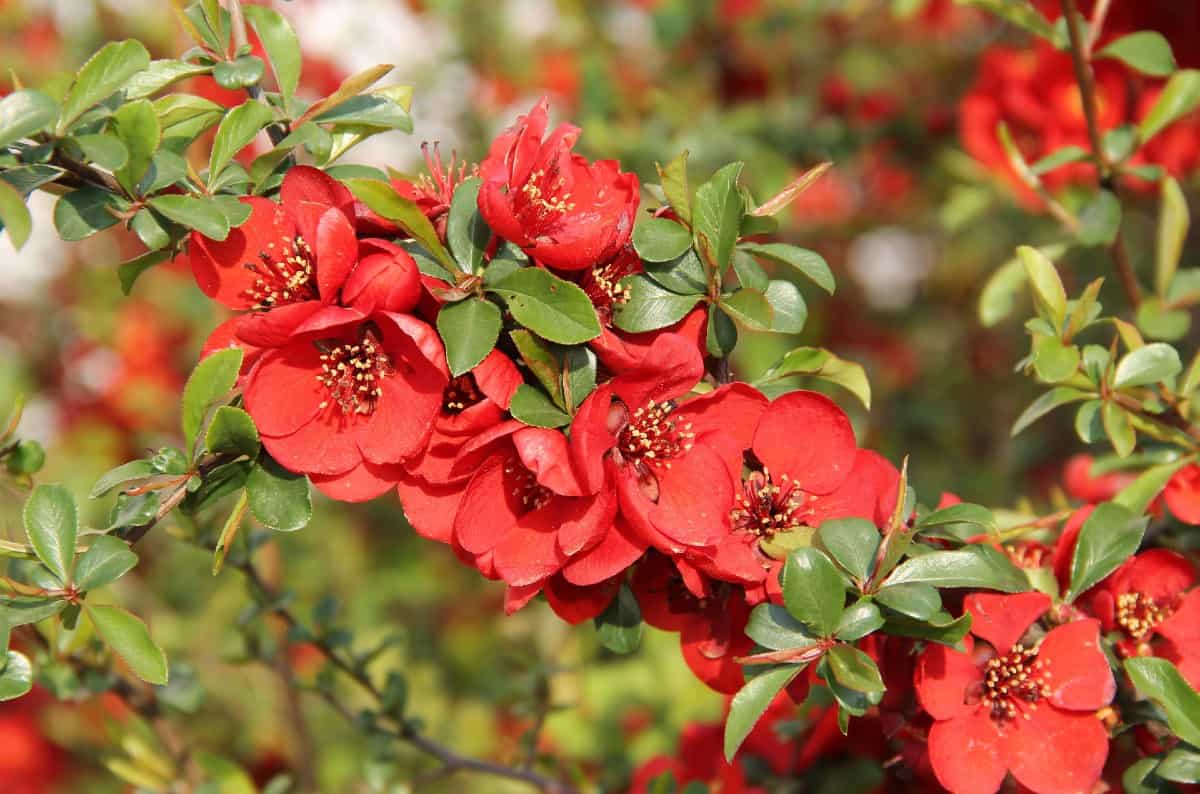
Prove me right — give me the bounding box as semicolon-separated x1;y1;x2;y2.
741;243;835;294
53;188;122;241
1033;336;1080;383
746;603;822;651
1140;70;1200;143
883;545;1028;592
1103;125;1139;163
209;99;274;182
510;330;565;406
211;490;248;577
884;611;973;648
613;275;701;333
345;178;456;272
243;5;301;107
181;348;242;456
0;180;32;250
1124;657;1200;747
724;665;804;761
835;601;884;641
781;548;846;637
818;518;879;582
147;195;230;241
246;456;311;531
644;249;707;294
633;217;693;262
124;60;211;100
1157;748;1200;784
751;162;832;217
118;250;171;295
0;90;58;148
1156;178;1189;299
731;249;769;291
88;605;168;686
57;40;151;133
1011;386;1092;435
110;100;160;194
1097;31;1176;76
1113;342;1181;389
1136;298;1190;342
0;651;33;701
562;346;597;411
0;597;67;627
1102;401;1137;457
979;255;1027;327
720;288;773;331
74;535;137;591
875;583;941;620
1078;190;1122;246
195;753;257;794
1074;399;1105;443
956;0;1062;43
488;267;601;344
313;94;412;130
509;384;571;429
693;162;744;271
916;503;997;534
827;644;885;693
445;177;490;272
1068;501;1148;601
594;585;643;654
436;297;502;377
1030;145;1089;175
213;54;264;90
763;279;808;334
23;484;77;585
90;460;155;498
656;150;691;225
72;133;128;171
204;406;260;458
1115;459;1189;516
757;346;872;410
1018;245;1067;328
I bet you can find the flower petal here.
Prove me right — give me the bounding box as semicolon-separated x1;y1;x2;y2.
647;444;732;549
752;391;857;495
513;427;583;496
927;709;1007;794
915;638;980;721
543;575;619;625
396;473;464;544
1038;619;1116;711
965;591;1050;654
311;459;404;503
1004;706;1108;794
242;344;324;437
562;517;646;586
453;454;521;555
675;383;768;450
190;197;292;309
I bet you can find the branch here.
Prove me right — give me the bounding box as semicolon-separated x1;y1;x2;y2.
1060;0;1141;310
234;558;578;794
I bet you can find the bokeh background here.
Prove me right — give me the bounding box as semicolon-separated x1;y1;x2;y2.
1;0;1196;791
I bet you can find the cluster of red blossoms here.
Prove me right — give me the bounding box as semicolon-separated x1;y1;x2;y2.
187;101;1200;794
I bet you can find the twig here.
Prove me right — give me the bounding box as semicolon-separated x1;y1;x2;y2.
1060;0;1141;309
1086;0;1113;54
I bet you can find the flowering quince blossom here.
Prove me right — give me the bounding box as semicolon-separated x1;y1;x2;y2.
915;591;1116;794
477;98;639;270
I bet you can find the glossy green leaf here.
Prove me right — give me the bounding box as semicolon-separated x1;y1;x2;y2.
0;651;33;701
656;150;691;225
720;288;773;331
88;605;168;685
745;603;822;651
1125;657;1200;747
74;535;137;592
1077;190;1122;246
124;60;211;100
346;178;456;272
509;384;571;429
835;601;884;642
613;274;701;333
23;484;77;585
706;303;737;358
204;406;260;458
724;664;805;761
882;545;1028;592
763;279;808;334
1097;31;1176;76
1018;246;1067;328
731;249;769;291
634;217;693;262
53;188;123;241
57;40;151;133
437;297;502;376
209;99;274;181
118;250;171;295
246;456;311;531
0;180;31;250
243;5;301;106
594;585;642;654
0;89;58;148
1113;343;1181;389
1157;748;1200;784
1102;401;1137;457
740;242;835;294
916;503;997;534
781;548;845;637
827;644;885;693
1067;501;1148;601
445;177;490;272
1115;459;1190;516
643;249;707;295
1033;336;1080;383
1140;70;1200;143
693;162;744;271
488;267;601;344
110;100;160;194
1011;387;1092;436
758;346;871;410
1136;298;1190;341
73;133;128;170
563;346;597;411
181;348;242;455
817;518;879;583
147;195;230;241
875;582;941;620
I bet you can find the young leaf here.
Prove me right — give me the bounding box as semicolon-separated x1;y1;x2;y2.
345;178;457;272
882;545;1028;592
487;268;602;344
781;548;846;637
720;288;773;331
181;348;243;456
1112;343;1181;389
0;180;32;250
1097;31;1176;76
88;605;168;686
751;162;832;217
740;243;835;294
204;406;261;458
656;150;691;225
209;99;274;181
1124;657;1200;747
817;518;880;583
693;162;744;272
436;297;502;376
74;535;138;592
1018;246;1067;328
763;280;808;334
1067;502;1148;601
1102;402;1137;457
826;644;885;693
1011;387;1092;435
633;217;693;262
1033;336;1080;383
246;456;311;531
1156;178;1189;299
23;484;77;585
724;665;805;761
594;585;642;654
147;195;230;241
57;40;151;133
243;4;302;107
0;89;59;148
1139;70;1200;143
0;651;33;702
445;177;490;272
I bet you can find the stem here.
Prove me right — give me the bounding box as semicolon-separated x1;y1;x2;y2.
1060;0;1142;309
1086;0;1113;53
224;0;288;147
235;559;578;794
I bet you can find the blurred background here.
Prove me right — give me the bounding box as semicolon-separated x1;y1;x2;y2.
1;0;1197;791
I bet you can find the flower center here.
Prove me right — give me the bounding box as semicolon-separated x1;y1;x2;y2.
504;459;552;512
616;400;695;469
730;469;809;540
442;374;483;414
315;331;393;416
517;167;575;229
582;255;638;320
1116;592;1172;641
979;644;1050;722
243;235;318;309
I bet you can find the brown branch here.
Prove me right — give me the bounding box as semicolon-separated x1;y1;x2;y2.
1060;0;1142;309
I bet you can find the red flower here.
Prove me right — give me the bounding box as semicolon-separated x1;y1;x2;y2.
1165;463;1200;524
242;310;447;501
1063;454;1134;504
1087;549;1200;689
478;99;639;270
392;143;475;239
915;592;1115;794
